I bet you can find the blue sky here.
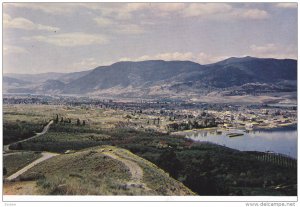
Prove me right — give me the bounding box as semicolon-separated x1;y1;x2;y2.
3;2;298;74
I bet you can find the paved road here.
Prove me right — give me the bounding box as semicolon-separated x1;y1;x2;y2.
6;152;59;181
4;120;53;152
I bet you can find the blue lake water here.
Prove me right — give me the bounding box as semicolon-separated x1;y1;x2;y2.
184;126;297;159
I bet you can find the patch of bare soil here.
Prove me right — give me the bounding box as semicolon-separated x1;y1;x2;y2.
4;181;40;195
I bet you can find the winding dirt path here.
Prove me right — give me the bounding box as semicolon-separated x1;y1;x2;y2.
103;151;143;182
4;120;58;181
101;149;150;191
4;120;54;153
6;152;59;181
3;152;22;157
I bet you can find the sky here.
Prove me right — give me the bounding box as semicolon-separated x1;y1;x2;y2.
3;2;298;74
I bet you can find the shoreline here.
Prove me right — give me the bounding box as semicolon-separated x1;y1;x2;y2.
254;123;297;132
171;123;297;136
174;124;297;159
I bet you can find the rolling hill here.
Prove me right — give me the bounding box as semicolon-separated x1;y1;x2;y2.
3;57;297;99
5;146;195;195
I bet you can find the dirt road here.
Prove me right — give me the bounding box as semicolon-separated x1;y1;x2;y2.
4;120;53;153
103;151;143;182
6;152;59;181
101;148;150;191
3;152;22;157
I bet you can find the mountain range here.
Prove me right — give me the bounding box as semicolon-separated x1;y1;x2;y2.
3;56;297;100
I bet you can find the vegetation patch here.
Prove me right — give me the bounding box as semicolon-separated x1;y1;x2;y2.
20;148;132;195
3;152;42;177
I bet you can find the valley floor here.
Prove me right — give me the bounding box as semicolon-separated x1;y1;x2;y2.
2;103;297;196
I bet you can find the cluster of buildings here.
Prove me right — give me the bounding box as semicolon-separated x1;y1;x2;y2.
4;94;297;132
210;107;297;130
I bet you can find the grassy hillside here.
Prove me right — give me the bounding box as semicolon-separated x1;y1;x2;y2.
15;146;194;195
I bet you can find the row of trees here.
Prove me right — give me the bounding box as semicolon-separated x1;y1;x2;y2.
167;118;217;131
255;153;296;168
54;114;86;126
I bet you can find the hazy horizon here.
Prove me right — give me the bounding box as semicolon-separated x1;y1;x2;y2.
3;55;298;75
3;3;297;74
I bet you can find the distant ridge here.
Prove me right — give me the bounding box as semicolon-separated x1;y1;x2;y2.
4;57;297;98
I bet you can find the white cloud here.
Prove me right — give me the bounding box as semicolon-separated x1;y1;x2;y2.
119;52;193;62
155;52;194;61
24;33;108;47
3;45;29;55
66;57;116;72
121;3;270;21
250;43;277;54
250;43;297;59
93;16;145;35
117;24;145;34
6;3;78;15
155;3;186;12
119;52;227;64
125;3;150;12
196;53;229;64
93;17;114;27
6;3;271;22
233;9;270;20
3;13;59;31
275;3;297;9
117;3;183;19
119;46;296;65
88;3;183;19
70;58;101;70
181;3;232;17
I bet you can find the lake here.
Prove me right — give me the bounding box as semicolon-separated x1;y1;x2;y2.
184;126;297;159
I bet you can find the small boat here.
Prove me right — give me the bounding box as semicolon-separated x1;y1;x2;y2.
227;133;244;138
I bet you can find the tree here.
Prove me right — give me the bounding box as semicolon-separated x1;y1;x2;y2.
15;142;23;150
193;120;199;128
77;118;81;126
204;119;208;127
54;114;59;124
60;117;64;123
188;120;193;129
82;120;86;126
157;149;182;179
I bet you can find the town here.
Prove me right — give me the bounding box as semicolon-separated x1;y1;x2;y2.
3;94;297;133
